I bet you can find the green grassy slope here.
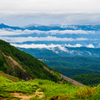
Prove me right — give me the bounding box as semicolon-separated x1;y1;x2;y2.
0;74;100;100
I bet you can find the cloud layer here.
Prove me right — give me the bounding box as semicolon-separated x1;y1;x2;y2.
0;24;98;49
11;43;95;53
0;0;100;26
0;0;100;14
0;36;88;43
0;29;94;36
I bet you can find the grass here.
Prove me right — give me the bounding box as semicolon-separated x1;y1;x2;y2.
0;75;100;100
0;75;38;94
32;79;80;99
0;70;20;81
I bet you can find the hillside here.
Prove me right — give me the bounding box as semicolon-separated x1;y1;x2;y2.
0;73;100;100
0;39;85;86
0;39;59;82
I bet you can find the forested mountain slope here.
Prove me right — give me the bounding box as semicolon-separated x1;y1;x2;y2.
0;39;58;81
0;39;85;86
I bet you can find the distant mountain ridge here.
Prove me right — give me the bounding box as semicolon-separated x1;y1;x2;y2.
18;46;100;58
1;23;100;48
1;23;100;57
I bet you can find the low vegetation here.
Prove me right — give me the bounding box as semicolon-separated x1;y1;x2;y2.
0;75;100;100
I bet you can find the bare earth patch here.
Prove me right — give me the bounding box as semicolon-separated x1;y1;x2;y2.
2;53;26;73
10;89;44;100
11;93;35;100
35;89;45;98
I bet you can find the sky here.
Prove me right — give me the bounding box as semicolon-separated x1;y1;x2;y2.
0;0;100;49
0;0;100;26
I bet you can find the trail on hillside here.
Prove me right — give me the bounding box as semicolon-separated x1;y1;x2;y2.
0;71;45;100
44;66;85;87
10;89;44;100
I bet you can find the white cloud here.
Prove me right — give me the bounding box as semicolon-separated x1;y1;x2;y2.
0;0;100;14
0;36;88;43
11;43;83;49
11;43;70;52
12;43;49;49
11;43;68;52
85;51;92;55
44;30;94;35
86;44;94;48
0;28;95;36
0;0;100;26
65;44;82;47
0;29;34;35
11;43;95;53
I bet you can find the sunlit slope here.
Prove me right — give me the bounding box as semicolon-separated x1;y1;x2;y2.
0;74;100;100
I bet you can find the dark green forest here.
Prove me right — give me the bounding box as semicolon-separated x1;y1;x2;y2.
0;40;59;82
42;56;100;68
40;56;100;86
42;56;100;76
51;66;100;77
72;74;100;86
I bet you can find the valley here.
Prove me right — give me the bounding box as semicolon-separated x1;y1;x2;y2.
1;24;100;99
1;0;100;99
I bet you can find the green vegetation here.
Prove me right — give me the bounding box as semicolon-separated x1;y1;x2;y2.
72;74;100;86
0;39;60;82
51;66;100;77
41;57;100;79
0;75;38;99
1;74;100;100
85;63;100;71
1;39;100;99
42;56;100;68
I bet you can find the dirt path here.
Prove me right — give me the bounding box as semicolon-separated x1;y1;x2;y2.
10;89;44;100
0;71;17;82
44;66;85;87
35;89;45;98
11;93;34;100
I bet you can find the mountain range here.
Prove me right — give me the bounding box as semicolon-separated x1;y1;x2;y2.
1;30;100;100
1;23;100;86
18;46;100;58
1;23;100;48
1;23;100;58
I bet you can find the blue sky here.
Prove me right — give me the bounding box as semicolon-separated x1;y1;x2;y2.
0;0;100;26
